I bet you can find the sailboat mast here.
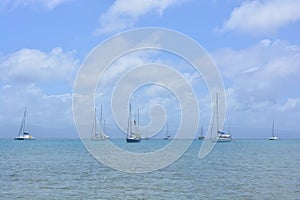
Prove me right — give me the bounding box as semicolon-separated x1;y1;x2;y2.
20;108;26;136
210;99;216;139
23;108;27;135
127;104;132;137
103;119;106;134
216;93;219;131
100;105;102;127
100;105;103;137
137;108;139;127
272;120;274;137
166;123;169;137
167;123;169;133
18;108;27;136
94;108;97;138
201;126;203;137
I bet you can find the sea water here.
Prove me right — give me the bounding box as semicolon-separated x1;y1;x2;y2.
0;139;299;199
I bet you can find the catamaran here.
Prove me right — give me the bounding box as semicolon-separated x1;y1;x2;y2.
14;108;35;140
126;104;141;143
212;93;232;142
216;131;232;142
91;105;110;140
268;120;278;140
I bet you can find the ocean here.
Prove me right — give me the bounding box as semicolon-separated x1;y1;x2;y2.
0;139;299;199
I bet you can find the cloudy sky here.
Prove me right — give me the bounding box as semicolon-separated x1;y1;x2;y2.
1;0;300;139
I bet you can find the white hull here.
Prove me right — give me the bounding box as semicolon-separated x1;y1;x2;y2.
210;94;232;143
92;134;110;140
268;136;278;140
14;135;35;140
216;132;232;142
91;106;110;141
217;137;232;142
269;120;278;140
211;136;232;143
15;108;34;140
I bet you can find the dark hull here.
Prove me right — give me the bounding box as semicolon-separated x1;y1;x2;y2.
14;138;25;140
198;136;205;140
14;138;35;140
126;138;141;143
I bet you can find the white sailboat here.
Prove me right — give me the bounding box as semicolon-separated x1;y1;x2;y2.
212;93;232;142
126;104;141;143
268;120;278;140
91;105;109;140
14;108;35;140
163;123;171;140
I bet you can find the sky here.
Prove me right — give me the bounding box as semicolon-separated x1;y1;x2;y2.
0;0;300;139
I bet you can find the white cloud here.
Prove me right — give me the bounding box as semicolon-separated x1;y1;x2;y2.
0;47;78;136
0;47;79;84
278;98;300;112
101;53;148;85
0;0;71;10
0;84;73;128
243;67;258;73
220;0;300;35
213;39;300;88
212;39;300;130
94;0;182;35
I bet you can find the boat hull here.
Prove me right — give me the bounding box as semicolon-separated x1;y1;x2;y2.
268;136;278;140
14;137;35;140
126;138;141;143
164;136;171;140
217;138;232;142
92;135;110;140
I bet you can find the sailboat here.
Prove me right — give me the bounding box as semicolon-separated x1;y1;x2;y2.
163;123;171;140
198;126;205;140
126;104;141;143
14;108;35;140
212;93;232;142
268;120;278;140
91;105;110;140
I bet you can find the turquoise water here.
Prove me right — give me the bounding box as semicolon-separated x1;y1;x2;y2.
0;139;299;199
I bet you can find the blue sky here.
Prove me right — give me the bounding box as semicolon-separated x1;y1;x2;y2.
1;0;300;139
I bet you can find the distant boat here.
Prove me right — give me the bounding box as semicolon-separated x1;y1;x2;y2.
268;120;278;140
126;104;141;143
212;93;232;142
217;121;232;142
198;126;205;140
14;108;35;140
163;123;171;140
216;131;232;142
91;105;109;140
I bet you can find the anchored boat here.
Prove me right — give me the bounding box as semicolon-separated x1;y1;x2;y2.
14;108;35;140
